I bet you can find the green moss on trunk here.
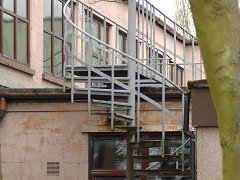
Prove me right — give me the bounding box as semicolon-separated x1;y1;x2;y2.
190;0;240;179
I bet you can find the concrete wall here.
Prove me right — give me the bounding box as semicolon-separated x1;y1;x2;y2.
196;127;223;180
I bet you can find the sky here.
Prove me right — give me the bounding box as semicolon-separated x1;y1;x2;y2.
148;0;177;21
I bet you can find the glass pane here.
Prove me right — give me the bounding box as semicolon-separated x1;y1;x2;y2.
43;0;51;31
3;0;14;12
92;21;99;38
93;138;127;170
54;37;63;76
3;13;14;59
43;33;52;73
17;0;27;18
54;0;63;37
17;20;27;63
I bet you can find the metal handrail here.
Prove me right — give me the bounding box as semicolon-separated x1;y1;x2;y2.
63;0;184;93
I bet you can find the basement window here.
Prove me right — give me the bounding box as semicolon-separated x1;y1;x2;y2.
47;162;59;176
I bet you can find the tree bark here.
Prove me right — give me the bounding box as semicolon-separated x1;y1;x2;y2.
190;0;240;179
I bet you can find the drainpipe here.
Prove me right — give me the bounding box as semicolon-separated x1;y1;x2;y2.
183;92;196;180
0;97;6;120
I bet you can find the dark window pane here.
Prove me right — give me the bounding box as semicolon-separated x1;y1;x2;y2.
17;20;27;63
54;0;63;37
43;33;52;73
3;13;14;59
54;37;63;76
93;138;127;170
3;0;14;12
44;0;51;31
17;0;27;18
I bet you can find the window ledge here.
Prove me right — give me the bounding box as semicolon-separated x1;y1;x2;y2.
42;73;64;86
0;56;35;75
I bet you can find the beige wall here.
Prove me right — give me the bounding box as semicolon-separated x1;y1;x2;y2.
196;127;223;180
0;99;184;180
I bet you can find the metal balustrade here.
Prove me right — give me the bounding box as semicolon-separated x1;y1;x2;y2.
63;0;200;178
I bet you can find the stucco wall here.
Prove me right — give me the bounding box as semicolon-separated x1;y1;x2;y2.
196;127;223;180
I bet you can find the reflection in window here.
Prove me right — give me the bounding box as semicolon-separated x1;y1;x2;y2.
17;0;27;18
93;137;127;170
117;31;127;64
3;0;14;12
43;0;70;77
85;17;108;65
17;20;27;63
43;0;51;31
1;0;29;64
54;38;63;76
54;0;63;37
3;13;14;59
43;33;52;73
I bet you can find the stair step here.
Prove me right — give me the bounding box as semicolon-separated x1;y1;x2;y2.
65;64;128;76
133;169;190;176
113;113;133;122
92;99;131;109
74;87;130;97
131;140;162;149
132;155;181;163
65;76;130;83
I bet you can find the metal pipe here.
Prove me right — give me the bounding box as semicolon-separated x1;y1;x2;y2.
0;97;6;120
183;92;196;180
127;0;136;179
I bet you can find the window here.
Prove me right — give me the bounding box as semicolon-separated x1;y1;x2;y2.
117;31;127;64
1;0;29;64
43;0;71;77
85;16;109;65
90;134;127;180
90;133;188;180
148;48;183;86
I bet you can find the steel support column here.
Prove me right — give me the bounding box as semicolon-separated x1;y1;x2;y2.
127;0;136;179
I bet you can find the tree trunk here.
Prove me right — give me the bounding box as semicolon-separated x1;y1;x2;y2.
190;0;240;179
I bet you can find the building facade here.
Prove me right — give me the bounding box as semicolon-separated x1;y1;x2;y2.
0;0;205;179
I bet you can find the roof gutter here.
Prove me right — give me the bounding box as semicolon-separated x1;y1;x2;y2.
0;97;6;120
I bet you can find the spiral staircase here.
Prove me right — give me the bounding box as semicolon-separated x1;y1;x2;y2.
63;0;203;179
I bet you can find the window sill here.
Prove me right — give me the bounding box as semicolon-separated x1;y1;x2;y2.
0;56;35;75
42;73;64;86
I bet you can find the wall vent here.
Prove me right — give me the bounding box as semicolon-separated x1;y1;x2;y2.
47;162;59;176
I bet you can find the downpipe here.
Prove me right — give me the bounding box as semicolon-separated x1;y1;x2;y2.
0;97;6;120
183;92;196;180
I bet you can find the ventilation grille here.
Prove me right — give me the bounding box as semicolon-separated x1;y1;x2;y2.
47;162;59;176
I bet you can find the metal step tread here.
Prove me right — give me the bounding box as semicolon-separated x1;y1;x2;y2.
131;140;162;148
65;64;128;72
92;99;131;107
132;154;181;162
74;87;130;96
114;112;133;120
65;76;129;81
133;169;190;176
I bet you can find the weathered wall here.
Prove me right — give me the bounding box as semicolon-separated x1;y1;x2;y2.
196;127;223;180
0;99;184;180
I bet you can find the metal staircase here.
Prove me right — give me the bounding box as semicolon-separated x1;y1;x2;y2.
63;0;201;179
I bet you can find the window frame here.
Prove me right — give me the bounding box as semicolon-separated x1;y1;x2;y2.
89;133;127;180
89;132;185;180
43;0;71;77
0;0;30;65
